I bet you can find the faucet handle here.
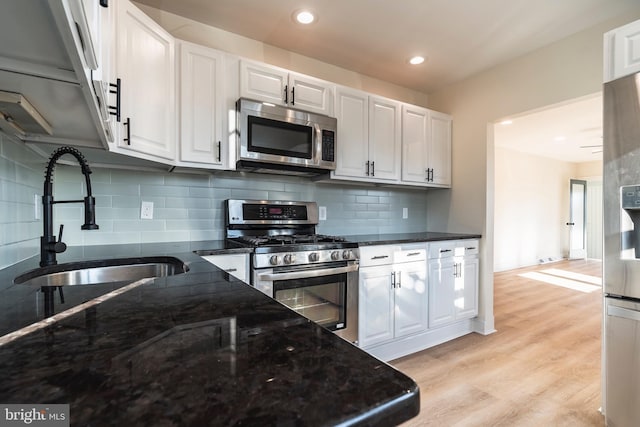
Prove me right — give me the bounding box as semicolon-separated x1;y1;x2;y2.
54;224;67;253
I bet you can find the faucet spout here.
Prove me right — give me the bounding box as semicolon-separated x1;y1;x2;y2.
40;146;99;267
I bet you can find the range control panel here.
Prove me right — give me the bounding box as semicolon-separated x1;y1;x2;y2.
226;199;318;225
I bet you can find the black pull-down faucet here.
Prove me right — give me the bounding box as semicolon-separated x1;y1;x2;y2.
40;146;99;267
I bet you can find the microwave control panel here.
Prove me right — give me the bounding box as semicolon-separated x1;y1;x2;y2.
321;130;335;162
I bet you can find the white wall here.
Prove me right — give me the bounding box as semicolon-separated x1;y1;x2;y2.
493;147;577;272
425;8;640;334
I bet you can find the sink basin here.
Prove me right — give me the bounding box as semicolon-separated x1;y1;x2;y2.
14;256;189;287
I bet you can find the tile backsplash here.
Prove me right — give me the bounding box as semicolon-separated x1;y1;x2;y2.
0;134;429;269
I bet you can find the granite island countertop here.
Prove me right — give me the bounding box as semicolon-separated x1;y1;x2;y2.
0;241;419;426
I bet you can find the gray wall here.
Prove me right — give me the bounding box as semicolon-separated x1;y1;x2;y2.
0;134;430;269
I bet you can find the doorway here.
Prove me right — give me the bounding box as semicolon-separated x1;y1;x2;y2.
569;179;587;259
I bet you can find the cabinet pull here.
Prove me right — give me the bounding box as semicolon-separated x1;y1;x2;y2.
440;249;452;253
217;140;222;162
397;271;401;288
391;271;396;288
366;160;370;176
108;78;121;122
371;255;389;260
291;86;295;105
224;268;237;273
407;252;421;256
100;0;109;6
123;118;131;145
466;247;476;250
371;161;375;176
284;84;288;104
425;169;429;180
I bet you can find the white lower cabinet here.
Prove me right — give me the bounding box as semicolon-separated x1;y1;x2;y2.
201;253;249;282
358;244;428;348
428;240;479;328
358;239;480;361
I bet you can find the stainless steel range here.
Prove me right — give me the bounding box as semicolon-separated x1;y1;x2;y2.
225;199;359;344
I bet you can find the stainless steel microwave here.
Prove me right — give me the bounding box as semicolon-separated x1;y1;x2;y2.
236;98;337;175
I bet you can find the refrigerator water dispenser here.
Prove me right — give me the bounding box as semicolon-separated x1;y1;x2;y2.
621;185;640;258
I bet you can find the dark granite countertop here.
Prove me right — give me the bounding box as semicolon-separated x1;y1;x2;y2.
344;231;481;246
0;240;419;426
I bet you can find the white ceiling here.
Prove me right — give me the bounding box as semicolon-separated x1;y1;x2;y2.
133;0;632;163
494;94;603;163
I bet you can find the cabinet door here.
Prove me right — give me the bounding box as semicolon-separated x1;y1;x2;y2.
401;104;429;184
428;258;456;328
239;61;288;105
369;96;401;181
201;254;248;282
289;72;334;116
179;42;225;167
116;0;175;160
457;256;479;319
394;261;429;338
359;265;394;348
604;19;640;82
428;111;452;187
334;87;369;179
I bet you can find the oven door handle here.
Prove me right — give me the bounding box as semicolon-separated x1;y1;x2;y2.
257;264;359;281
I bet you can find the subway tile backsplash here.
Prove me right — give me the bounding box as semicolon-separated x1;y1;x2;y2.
0;134;429;269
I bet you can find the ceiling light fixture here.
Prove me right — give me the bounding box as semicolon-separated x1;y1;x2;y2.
294;10;315;25
500;120;513;125
409;56;425;65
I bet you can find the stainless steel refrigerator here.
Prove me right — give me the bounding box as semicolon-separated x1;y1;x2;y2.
604;71;640;426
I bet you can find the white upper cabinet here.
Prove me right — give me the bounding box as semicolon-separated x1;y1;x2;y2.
401;105;451;187
428;110;452;187
177;41;227;168
239;60;334;116
113;0;176;161
604;19;640;83
333;86;401;183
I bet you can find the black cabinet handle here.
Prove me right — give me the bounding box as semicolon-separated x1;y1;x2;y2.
124;118;131;145
566;222;575;225
366;160;370;176
100;0;108;7
108;78;121;122
291;86;295;105
217;141;221;162
371;161;375;176
284;85;288;104
371;255;389;260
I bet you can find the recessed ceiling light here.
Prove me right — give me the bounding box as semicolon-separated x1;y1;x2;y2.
294;10;315;24
409;56;425;65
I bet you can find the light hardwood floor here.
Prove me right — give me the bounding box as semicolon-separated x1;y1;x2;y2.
392;259;603;426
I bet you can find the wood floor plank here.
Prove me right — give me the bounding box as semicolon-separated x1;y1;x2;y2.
392;259;603;426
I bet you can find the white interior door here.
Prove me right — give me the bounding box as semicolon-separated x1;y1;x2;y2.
568;179;587;259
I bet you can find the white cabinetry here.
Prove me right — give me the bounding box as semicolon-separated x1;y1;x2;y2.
177;41;227;169
401;105;451;187
358;244;428;348
333;87;401;183
428;240;479;328
113;0;176;161
201;253;249;282
239;60;334;116
604;19;640;83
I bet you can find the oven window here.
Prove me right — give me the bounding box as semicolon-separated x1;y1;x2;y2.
273;273;346;331
248;115;313;159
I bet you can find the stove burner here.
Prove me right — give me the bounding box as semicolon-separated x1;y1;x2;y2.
234;234;347;247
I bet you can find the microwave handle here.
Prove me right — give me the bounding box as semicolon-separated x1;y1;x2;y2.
257;263;358;281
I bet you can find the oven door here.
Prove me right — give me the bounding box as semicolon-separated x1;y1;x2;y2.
253;261;358;344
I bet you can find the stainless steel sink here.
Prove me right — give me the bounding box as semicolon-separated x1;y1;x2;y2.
14;256;189;287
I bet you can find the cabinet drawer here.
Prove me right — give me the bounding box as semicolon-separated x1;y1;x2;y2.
394;248;427;263
359;245;397;267
429;241;456;259
461;240;479;256
201;254;248;282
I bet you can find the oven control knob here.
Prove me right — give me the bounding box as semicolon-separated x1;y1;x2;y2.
309;252;319;262
269;255;280;265
331;251;340;261
283;254;296;264
342;250;353;260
